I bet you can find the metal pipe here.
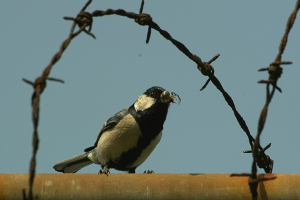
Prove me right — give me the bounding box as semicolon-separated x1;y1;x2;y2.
0;174;298;200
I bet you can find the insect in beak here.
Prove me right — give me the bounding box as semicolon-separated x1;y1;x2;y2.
170;92;181;105
161;91;181;104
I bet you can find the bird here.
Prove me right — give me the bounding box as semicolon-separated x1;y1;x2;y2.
53;86;179;174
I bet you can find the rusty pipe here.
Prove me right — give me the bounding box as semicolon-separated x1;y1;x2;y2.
0;174;298;200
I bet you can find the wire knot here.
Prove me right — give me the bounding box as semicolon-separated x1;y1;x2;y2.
198;62;214;76
256;153;273;173
77;11;93;27
34;77;47;90
268;63;283;80
198;54;219;91
258;61;292;92
64;11;95;38
135;13;152;26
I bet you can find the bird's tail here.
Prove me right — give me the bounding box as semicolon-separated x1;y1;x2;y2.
53;152;93;173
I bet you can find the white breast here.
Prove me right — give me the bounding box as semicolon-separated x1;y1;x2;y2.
127;131;162;169
96;114;141;165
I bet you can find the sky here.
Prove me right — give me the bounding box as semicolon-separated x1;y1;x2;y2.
1;1;299;174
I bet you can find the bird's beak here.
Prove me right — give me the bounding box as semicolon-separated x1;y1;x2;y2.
161;91;181;104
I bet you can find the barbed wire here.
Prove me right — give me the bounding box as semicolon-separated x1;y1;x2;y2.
22;1;94;199
22;0;299;199
231;0;299;199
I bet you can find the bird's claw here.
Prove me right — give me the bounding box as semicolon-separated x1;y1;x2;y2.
98;166;110;176
143;170;154;174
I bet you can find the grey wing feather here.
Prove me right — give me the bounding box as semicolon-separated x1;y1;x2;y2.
84;108;130;152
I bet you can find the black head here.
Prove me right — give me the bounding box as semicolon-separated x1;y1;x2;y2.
133;86;173;112
144;86;171;103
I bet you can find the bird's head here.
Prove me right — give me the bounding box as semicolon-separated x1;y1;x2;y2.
134;86;180;112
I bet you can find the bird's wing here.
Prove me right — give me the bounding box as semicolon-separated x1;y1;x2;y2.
84;108;130;152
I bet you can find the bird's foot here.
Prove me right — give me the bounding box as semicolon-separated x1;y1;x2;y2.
98;166;110;176
143;170;154;174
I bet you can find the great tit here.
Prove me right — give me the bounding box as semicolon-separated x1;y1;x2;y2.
53;86;179;174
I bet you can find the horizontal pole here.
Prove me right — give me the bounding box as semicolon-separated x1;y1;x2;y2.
0;174;299;200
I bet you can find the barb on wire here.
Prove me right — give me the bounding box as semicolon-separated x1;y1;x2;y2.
137;0;152;44
22;0;94;199
139;0;144;14
258;61;292;93
46;77;65;84
23;78;34;86
199;54;219;91
64;10;95;39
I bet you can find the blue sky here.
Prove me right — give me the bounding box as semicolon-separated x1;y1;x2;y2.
1;1;299;174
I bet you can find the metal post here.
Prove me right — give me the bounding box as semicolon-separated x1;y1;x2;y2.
0;174;299;200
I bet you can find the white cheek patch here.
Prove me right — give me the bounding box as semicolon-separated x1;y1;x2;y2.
134;94;156;111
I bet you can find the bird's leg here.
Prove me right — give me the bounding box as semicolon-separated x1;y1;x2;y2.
98;166;110;176
128;168;136;173
143;170;154;174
